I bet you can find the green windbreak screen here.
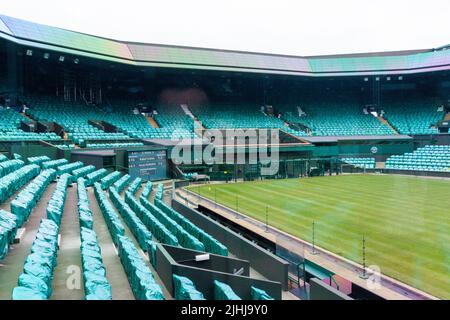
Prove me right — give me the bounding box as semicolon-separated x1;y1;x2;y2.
1;15;133;60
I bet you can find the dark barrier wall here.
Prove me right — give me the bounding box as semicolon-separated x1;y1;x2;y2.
172;199;289;290
5;141;61;160
164;245;250;276
155;244;282;300
309;278;353;300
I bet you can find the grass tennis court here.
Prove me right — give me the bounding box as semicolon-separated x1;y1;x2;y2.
187;174;450;299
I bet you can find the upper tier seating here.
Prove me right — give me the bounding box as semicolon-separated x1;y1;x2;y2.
191;104;287;130
382;100;444;135
279;102;395;136
0;108;62;142
385;145;450;172
101;103;196;140
25;96;131;145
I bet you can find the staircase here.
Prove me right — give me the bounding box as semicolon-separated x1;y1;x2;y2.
180;104;195;119
377;116;399;134
444;113;450;121
376;162;385;169
146;116;159;128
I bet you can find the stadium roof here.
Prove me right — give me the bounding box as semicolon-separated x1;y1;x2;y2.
1;14;450;77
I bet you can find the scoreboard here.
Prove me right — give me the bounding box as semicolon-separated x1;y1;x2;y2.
127;149;167;181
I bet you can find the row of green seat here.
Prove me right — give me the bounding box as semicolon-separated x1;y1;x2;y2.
125;192;179;246
12;219;60;300
139;196;205;252
25;96;131;145
113;174;131;193
86;142;144;149
341;157;376;169
0;164;41;204
173;275;205;300
100;171;122;190
279;102;394;136
0;210;17;260
57;161;84;176
93;182;125;245
116;235;165;300
155;199;228;256
155;183;164;201
0;154;8;162
127;177;142;195
85;168;108;186
72;165;96;181
0;108;62;142
93;182;164;300
80;227;112;300
77;178;94;230
42;158;68;170
27;156;50;167
214;280;241;300
109;188;153;251
0;159;24;178
383;99;443;135
77;178;109;300
11;169;57;228
385;145;450;172
46;174;71;226
191;104;285;130
141;181;153;199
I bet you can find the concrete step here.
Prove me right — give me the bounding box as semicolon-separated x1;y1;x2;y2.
146;117;159;128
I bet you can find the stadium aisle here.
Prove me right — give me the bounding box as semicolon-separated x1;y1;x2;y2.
87;188;134;300
0;182;57;299
51;183;85;300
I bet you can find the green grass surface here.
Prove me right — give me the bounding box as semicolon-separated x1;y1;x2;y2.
187;174;450;299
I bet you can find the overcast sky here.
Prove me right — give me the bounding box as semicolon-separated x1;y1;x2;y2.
1;0;449;56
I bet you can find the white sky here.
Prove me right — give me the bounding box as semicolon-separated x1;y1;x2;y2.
1;0;449;56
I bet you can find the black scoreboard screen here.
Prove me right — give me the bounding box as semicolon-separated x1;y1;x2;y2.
127;149;167;181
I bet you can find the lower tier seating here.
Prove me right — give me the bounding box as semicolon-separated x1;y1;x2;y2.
155;199;228;256
173;275;205;300
385;145;450;172
0;159;25;178
0;209;17;260
46;174;71;226
214;280;241;300
80;227;112;300
109;188;153;251
341;157;376;169
12;219;60;300
11;169;57;228
0;164;41;204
